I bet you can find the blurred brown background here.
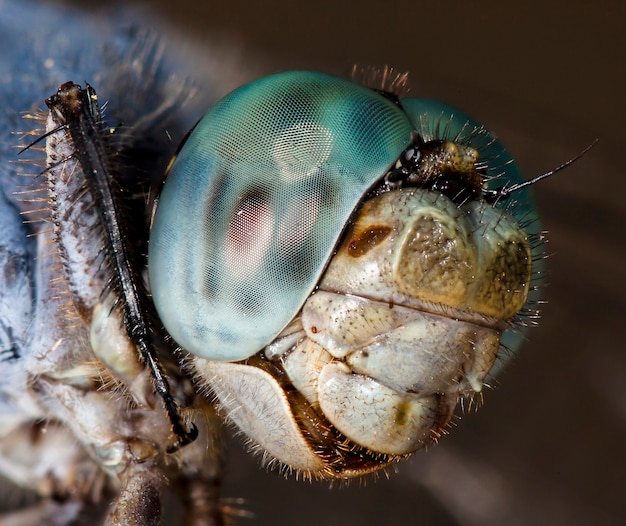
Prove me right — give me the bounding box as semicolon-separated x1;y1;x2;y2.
52;1;626;524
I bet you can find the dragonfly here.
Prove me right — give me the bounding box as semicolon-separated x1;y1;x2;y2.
0;1;585;524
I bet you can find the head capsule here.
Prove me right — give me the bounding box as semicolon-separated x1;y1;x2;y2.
149;70;543;478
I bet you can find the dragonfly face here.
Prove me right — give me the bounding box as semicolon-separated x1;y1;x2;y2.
149;71;538;478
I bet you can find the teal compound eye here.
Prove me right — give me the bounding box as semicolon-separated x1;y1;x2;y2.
148;71;414;362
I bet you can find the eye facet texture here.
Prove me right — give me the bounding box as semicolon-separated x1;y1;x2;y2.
149;71;414;361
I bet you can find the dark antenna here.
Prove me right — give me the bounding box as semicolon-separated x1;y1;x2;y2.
487;139;598;201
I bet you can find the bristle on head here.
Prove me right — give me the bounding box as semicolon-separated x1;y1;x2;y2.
351;65;410;97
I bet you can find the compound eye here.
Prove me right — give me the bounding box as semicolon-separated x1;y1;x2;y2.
148;71;413;362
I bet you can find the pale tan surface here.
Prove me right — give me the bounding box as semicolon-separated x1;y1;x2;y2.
29;1;626;524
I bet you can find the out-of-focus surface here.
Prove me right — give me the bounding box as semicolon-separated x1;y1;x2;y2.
8;1;626;524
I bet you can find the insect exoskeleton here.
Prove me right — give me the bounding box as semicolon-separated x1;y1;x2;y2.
148;70;536;478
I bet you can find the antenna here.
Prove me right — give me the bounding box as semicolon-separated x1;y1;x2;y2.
486;139;598;202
